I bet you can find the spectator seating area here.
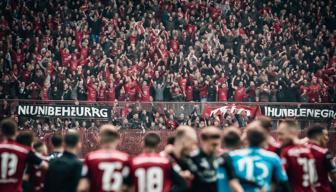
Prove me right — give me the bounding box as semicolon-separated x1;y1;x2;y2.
0;0;336;103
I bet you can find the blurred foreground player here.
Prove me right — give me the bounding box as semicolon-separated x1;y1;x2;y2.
306;124;336;191
48;134;63;161
164;126;198;181
216;127;243;192
0;118;47;192
78;124;130;192
186;126;242;192
277;119;317;192
230;123;290;192
255;116;281;154
44;130;82;192
125;132;188;192
29;141;48;192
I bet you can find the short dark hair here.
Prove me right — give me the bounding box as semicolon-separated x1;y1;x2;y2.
247;129;266;147
307;124;326;139
256;116;272;132
0;118;17;137
33;141;44;151
51;134;63;148
167;136;175;145
144;133;161;148
16;131;34;147
64;131;80;148
223;130;241;148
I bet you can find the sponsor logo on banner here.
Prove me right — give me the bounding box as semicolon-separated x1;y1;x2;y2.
17;105;111;119
261;106;336;119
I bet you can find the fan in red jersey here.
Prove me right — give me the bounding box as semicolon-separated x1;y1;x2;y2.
78;124;130;192
277;119;317;192
306;124;336;192
0;118;48;192
124;132;188;192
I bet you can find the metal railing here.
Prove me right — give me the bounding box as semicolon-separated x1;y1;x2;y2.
1;99;335;155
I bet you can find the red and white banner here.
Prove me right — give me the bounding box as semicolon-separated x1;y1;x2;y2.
203;104;260;118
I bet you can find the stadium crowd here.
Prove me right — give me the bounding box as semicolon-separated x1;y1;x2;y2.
0;0;336;103
1;117;336;192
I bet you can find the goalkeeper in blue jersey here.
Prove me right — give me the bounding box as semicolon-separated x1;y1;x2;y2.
229;123;291;192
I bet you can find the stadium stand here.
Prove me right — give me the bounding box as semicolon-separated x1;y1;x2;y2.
0;0;335;103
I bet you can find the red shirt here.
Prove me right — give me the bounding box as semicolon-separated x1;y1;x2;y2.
0;140;42;192
300;85;309;95
141;85;151;102
178;79;187;95
40;86;49;100
129;35;137;44
234;87;247;102
13;52;24;65
22;70;31;82
87;87;97;101
217;87;228;101
80;47;89;59
186;24;197;34
30;156;48;192
281;144;317;192
97;87;106;101
185;86;193;101
265;137;281;155
308;84;321;102
70;58;79;71
166;119;177;130
106;86;116;101
128;87;138;101
169;39;179;53
83;149;130;192
306;142;336;192
129;153;174;192
60;51;71;67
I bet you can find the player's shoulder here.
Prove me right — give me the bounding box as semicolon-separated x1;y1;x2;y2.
282;144;312;156
86;149;129;162
306;142;328;154
257;148;282;163
229;148;250;157
258;148;279;158
132;153;170;165
0;140;30;154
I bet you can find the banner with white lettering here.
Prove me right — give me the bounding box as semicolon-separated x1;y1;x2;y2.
17;105;112;120
261;105;336;119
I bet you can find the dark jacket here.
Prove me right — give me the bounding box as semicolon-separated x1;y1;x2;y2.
44;151;82;192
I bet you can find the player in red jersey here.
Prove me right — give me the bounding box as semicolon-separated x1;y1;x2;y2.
78;124;130;192
254;116;281;154
277;119;317;192
125;132;188;192
29;141;48;192
306;124;336;192
0;118;48;192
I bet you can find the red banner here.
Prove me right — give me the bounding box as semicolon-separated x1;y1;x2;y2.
202;104;260;118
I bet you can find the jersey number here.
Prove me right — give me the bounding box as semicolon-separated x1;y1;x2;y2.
1;152;18;179
135;167;163;192
238;158;269;181
297;158;317;187
98;162;123;191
